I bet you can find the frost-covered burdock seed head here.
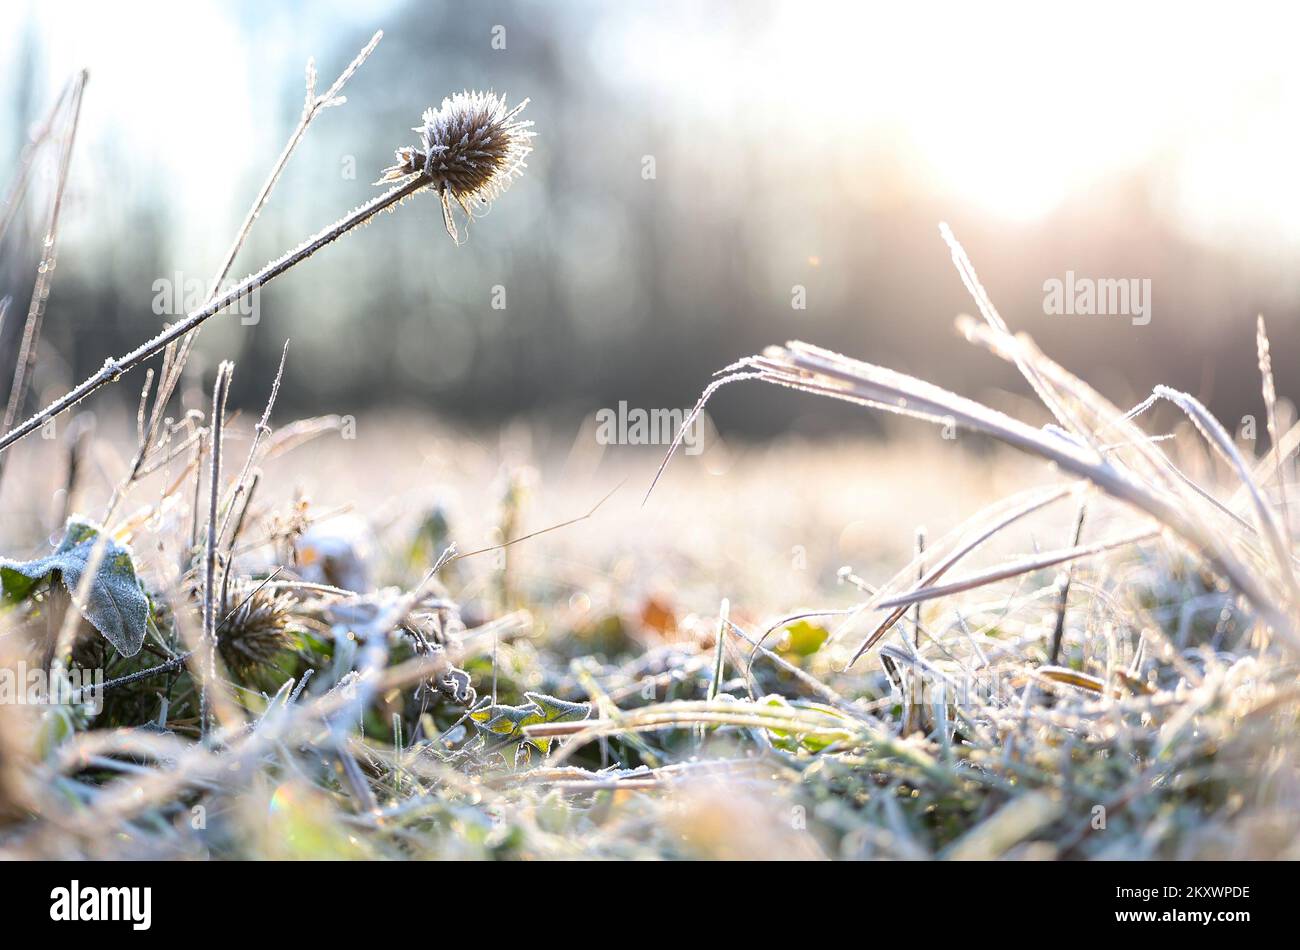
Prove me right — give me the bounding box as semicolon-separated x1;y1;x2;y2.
379;90;534;244
218;583;296;682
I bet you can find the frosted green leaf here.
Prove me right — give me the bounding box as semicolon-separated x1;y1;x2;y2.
470;691;591;753
525;691;591;723
0;517;150;658
780;619;829;658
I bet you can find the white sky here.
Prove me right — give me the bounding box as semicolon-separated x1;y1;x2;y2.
6;0;1300;251
593;0;1300;245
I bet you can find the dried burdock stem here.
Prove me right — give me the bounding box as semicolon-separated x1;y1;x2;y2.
201;362;233;736
71;651;196;701
143;32;384;473
217;551;232;623
188;429;205;555
134;369;154;447
0;72;83;250
163;576;245;737
217;340;288;547
225;471;259;557
0;70;88;486
4;71;532;459
1047;502;1088;667
0;174;427;454
135;426;202;480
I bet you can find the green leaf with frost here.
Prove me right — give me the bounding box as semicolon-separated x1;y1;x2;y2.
525;691;591;723
0;518;150;658
759;694;853;753
779;619;829;658
470;691;591;753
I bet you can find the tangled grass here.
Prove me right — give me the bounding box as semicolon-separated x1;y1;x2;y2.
0;33;1298;862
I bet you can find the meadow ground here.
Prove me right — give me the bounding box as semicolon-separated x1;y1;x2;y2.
2;395;1297;860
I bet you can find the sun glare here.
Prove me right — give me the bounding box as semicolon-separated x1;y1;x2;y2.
598;1;1300;238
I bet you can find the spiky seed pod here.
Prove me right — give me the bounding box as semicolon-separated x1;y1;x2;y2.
378;90;534;244
218;583;296;680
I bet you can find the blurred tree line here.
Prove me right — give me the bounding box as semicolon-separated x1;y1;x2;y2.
2;0;1297;444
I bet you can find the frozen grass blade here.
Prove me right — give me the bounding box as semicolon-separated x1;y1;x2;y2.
1256;315;1291;545
0;70;87;488
1150;383;1300;604
847;483;1080;665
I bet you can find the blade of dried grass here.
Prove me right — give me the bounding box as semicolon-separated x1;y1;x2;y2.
0;70;87;490
846;483;1081;666
955;316;1177;487
201;362;233;735
871;527;1157;613
1151;384;1299;604
960;314;1291;571
0;72;82;250
939;222;1100;453
1256;315;1291;545
216;340;288;547
657;340;1295;649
